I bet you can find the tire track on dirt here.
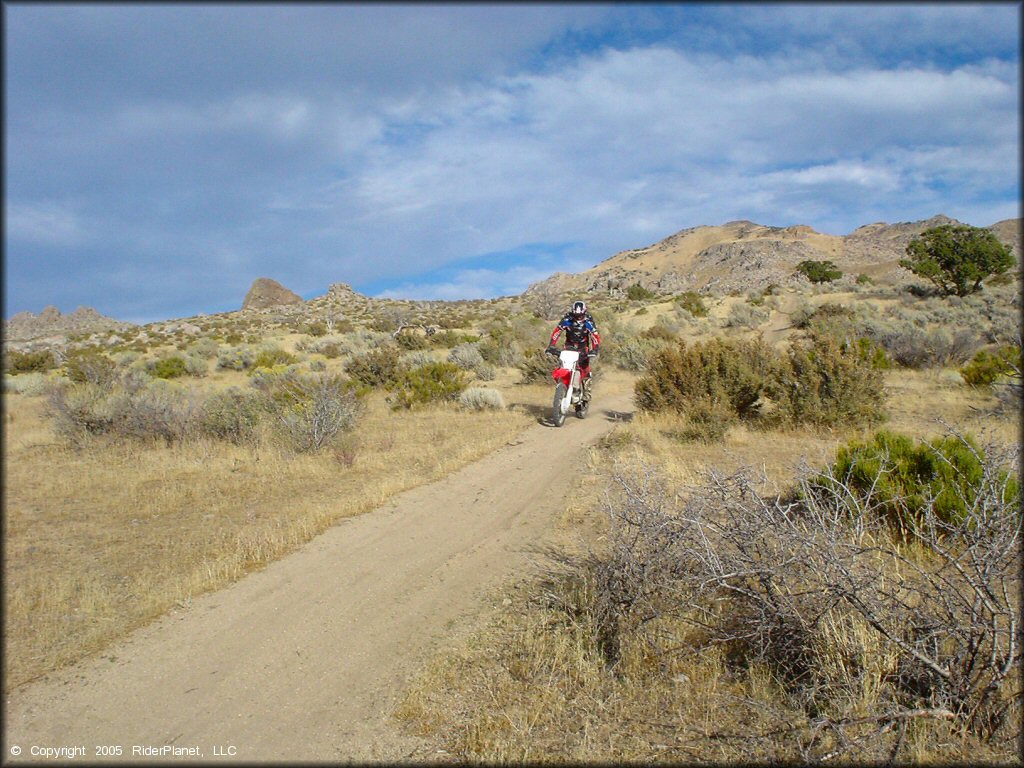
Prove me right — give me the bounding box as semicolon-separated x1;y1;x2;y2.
4;387;634;763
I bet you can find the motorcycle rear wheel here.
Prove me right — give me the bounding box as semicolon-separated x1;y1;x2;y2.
552;383;567;427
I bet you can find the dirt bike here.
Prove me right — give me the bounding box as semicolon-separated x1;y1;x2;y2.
548;348;592;427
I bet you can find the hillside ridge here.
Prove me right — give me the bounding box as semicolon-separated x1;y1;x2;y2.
6;215;1019;344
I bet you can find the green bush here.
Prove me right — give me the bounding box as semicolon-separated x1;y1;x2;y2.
674;291;709;318
635;334;886;434
635;337;784;429
216;345;256;371
301;321;328;337
344;348;406;388
251;346;298;370
626;283;657;301
796;259;843;283
388;362;469;410
818;430;1020;531
395;331;431;351
782;332;887;427
197;388;266;445
518;349;555;384
959;345;1022;387
4;349;55;374
151;356;189;379
64;350;118;386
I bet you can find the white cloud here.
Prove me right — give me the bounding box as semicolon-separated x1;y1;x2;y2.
6;202;91;246
5;4;1019;319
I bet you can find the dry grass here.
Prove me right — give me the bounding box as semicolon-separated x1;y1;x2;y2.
394;362;1021;764
3;389;534;689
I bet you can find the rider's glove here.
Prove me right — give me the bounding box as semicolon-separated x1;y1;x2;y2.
546;345;559;356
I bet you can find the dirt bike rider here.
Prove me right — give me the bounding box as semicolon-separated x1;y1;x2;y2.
546;300;601;400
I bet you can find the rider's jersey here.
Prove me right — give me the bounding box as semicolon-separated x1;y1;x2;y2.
550;313;601;351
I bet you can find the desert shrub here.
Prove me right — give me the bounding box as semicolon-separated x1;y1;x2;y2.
864;322;980;369
4;349;55;374
583;451;1021;758
796;259;843;283
517;349;555;384
856;273;874;285
301;321;328;337
3;372;53;396
216;345;256;371
388;362;469;410
639;324;676;342
459;387;505;411
150;356;189;380
636;334;885;432
187;337;220;359
782;332;886;427
674;291;709;317
795;302;855;330
296;337;346;359
113;381;198;443
431;330;475;349
63;349;118;386
818;430;1019;531
251;346;298;370
611;335;665;373
447;343;496;381
959;344;1022;388
197;388;266;445
479;335;525;368
46;378;196;445
400;350;436;369
635;337;784;430
270;373;363;453
396;331;431;351
626;283;657;301
344;347;406;388
725;301;770;329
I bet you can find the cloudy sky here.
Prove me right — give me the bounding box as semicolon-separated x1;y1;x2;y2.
4;3;1020;323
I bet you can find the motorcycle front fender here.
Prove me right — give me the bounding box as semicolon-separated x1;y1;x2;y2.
552;368;573;387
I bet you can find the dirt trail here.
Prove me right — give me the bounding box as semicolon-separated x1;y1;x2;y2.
763;290;803;347
5;382;635;764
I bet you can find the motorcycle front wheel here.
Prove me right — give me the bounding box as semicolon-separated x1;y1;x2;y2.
552;383;567;427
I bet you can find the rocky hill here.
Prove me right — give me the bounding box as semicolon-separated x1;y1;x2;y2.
241;278;304;311
525;215;1021;298
4;305;136;345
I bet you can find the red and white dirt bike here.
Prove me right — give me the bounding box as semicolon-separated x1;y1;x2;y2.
548;348;592;427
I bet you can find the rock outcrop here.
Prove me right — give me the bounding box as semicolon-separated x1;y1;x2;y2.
4;305;135;342
241;278;304;311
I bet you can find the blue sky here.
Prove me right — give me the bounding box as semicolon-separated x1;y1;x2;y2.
4;3;1020;324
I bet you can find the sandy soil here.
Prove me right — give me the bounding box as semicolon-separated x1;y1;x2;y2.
4;378;635;764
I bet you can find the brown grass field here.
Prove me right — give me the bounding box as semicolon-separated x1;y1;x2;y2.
394;366;1020;764
3;273;1021;763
